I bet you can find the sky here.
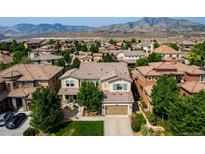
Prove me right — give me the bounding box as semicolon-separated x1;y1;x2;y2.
0;17;205;27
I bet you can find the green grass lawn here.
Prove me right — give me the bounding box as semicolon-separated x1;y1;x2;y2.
51;121;104;136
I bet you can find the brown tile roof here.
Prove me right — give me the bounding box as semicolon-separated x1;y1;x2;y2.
8;87;36;98
2;70;22;78
144;84;155;96
103;91;134;103
31;54;63;61
180;82;205;94
0;52;12;64
60;62;132;82
154;45;178;54
136;66;162;77
58;88;79;96
0;64;63;81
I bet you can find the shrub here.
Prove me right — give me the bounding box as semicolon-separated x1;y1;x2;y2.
140;124;154;136
147;112;157;125
23;127;38;136
131;113;146;132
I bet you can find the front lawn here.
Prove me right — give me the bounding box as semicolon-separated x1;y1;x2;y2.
51;121;104;136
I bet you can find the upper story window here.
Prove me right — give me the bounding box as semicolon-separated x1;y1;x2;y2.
201;75;205;82
66;80;75;87
113;84;127;91
22;81;29;88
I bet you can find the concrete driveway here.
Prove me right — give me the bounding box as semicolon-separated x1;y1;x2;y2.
0;114;30;136
104;116;133;136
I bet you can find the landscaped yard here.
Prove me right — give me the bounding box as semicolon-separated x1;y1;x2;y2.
51;121;104;136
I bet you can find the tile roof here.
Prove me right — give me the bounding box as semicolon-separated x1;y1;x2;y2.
103;91;134;103
31;54;63;61
0;52;12;64
180;82;205;94
58;88;79;95
144;84;155;96
8;87;36;98
0;64;63;81
154;45;178;54
60;62;132;82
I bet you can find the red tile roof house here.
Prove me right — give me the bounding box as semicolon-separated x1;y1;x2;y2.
58;62;134;116
153;45;182;62
131;60;205;111
0;64;63;112
30;53;63;65
111;50;145;65
0;51;12;64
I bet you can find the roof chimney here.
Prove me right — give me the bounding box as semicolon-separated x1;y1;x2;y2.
170;57;177;65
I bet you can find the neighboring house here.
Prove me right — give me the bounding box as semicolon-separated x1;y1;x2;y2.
93;53;102;62
0;64;63;112
112;50;145;64
0;51;12;64
131;60;205;110
24;41;40;49
153;45;182;62
73;52;93;62
61;44;75;51
180;81;205;96
178;41;195;52
58;62;134;115
30;53;63;65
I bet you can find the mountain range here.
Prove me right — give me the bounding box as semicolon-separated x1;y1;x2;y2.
0;17;205;39
96;17;205;32
0;23;95;37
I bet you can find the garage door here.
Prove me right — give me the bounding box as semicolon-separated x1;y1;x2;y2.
105;105;128;115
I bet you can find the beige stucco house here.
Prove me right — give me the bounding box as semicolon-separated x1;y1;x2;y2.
58;62;134;115
0;64;63;112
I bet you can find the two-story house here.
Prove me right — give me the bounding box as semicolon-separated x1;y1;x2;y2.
112;50;145;65
58;62;134;115
132;60;205;110
153;45;182;62
0;64;63;111
30;53;63;65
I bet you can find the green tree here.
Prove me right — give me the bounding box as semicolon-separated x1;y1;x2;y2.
153;41;160;49
30;87;63;133
131;38;136;43
147;52;162;62
90;44;99;53
48;39;56;45
63;52;72;64
109;38;116;45
71;57;81;68
187;41;205;66
81;44;88;52
168;43;179;51
123;41;132;50
131;113;146;132
100;53;118;62
55;59;65;67
13;51;26;64
151;76;180;120
168;91;205;136
77;82;103;113
136;57;149;66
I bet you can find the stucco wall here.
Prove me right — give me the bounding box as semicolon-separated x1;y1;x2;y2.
61;77;79;88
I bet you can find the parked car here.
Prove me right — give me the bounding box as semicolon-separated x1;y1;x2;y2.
0;112;14;126
6;113;27;129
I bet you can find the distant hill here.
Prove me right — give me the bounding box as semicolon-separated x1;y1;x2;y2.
0;23;95;37
0;33;6;40
96;17;205;32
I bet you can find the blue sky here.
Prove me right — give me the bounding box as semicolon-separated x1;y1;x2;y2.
0;17;205;27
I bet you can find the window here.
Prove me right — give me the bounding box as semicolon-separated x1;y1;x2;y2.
22;82;29;88
113;84;127;91
66;80;75;87
201;75;205;82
